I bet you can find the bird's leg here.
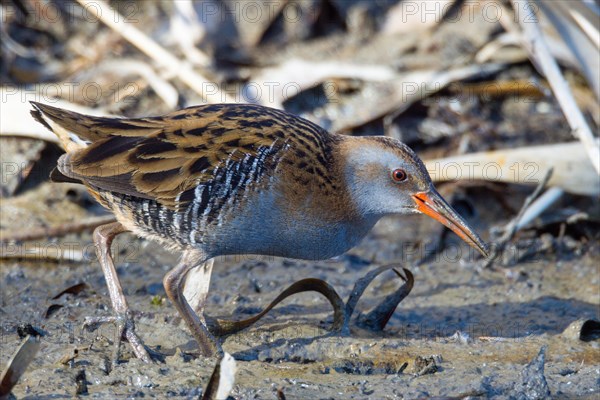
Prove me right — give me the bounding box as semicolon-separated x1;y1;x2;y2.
183;258;214;316
83;222;151;363
164;250;222;357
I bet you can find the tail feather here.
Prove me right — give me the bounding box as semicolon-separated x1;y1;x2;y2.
30;106;53;132
49;166;82;184
30;101;163;186
30;102;90;152
29;101;162;150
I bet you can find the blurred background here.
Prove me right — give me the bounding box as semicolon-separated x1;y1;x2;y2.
1;0;599;194
0;1;599;398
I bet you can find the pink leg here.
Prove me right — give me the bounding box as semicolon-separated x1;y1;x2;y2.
164;250;221;357
84;222;151;363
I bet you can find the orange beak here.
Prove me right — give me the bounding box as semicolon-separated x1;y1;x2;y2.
412;189;489;257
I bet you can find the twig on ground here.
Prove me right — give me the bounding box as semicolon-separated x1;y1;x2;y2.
514;187;564;231
94;59;179;108
170;1;209;66
75;0;235;104
0;245;86;263
484;168;555;268
248;59;397;108
327;63;504;133
0;215;116;243
0;333;42;397
424;141;599;196
512;0;600;173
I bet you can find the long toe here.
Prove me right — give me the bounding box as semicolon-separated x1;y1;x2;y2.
83;313;152;364
356;268;414;331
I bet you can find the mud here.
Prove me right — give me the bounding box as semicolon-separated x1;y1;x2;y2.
1;1;599;398
1;182;598;399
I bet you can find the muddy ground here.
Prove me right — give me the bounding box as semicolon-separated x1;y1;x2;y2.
1;179;598;399
1;1;599;399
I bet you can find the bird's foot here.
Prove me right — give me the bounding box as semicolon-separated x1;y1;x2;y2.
202;266;414;340
353;267;414;331
84;312;152;364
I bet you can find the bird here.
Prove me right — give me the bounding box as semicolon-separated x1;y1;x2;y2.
30;101;489;362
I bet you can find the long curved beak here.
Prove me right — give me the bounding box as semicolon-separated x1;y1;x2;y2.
412;188;489;257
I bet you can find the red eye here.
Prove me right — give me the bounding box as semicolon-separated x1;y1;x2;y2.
391;168;407;182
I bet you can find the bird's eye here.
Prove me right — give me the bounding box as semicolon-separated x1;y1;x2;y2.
391;168;408;182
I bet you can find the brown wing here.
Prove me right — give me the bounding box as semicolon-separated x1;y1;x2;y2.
43;103;329;208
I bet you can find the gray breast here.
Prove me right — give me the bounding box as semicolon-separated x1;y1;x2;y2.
200;189;379;260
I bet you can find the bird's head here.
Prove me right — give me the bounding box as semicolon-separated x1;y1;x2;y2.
340;136;489;257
